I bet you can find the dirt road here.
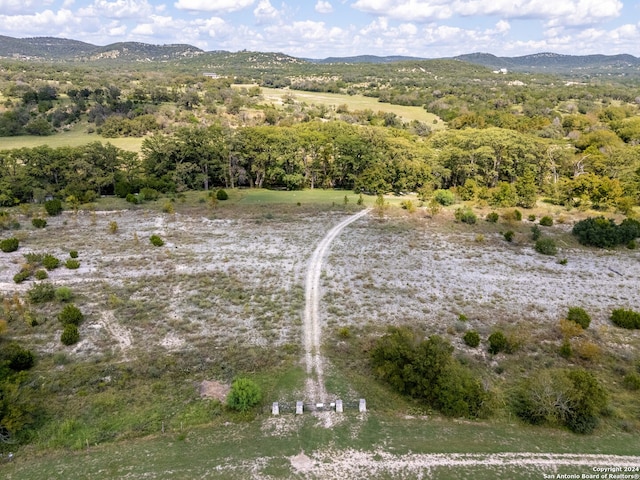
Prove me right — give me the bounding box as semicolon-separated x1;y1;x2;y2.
303;208;370;402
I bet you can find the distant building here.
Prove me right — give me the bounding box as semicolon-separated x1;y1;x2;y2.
203;72;219;78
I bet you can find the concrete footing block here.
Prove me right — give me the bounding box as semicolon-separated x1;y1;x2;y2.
359;398;367;413
272;402;279;415
335;399;343;413
296;401;303;415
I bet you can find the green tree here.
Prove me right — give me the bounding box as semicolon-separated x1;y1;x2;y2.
227;378;262;412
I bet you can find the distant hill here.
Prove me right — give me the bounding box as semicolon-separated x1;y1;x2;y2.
0;35;203;61
308;55;427;64
2;35;640;74
454;52;640;74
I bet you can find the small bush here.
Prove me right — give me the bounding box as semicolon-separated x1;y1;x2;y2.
55;286;73;302
32;218;47;228
150;234;164;247
109;221;118;234
34;269;48;280
125;193;138;204
162;201;175;214
455;207;477;224
216;189;229;201
0;237;19;252
567;307;591;329
539;216;554;226
503;230;514;242
42;254;60;270
559;318;584;339
488;331;508;354
139;187;160;201
61;324;80;345
13;269;31;283
69;250;78;258
610;309;640;329
463;330;480;348
627;240;637;250
65;259;80;269
530;225;541;241
535;238;557;255
573;339;601;361
27;282;56;303
559;340;572;358
227;378;262;412
3;343;35;371
44;198;63;216
400;200;416;213
623;372;640;391
58;303;84;325
433;189;455;206
486;212;499;223
337;326;351;338
528;214;536;222
513;209;522;221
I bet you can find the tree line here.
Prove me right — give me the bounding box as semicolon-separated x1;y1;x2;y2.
1;120;639;210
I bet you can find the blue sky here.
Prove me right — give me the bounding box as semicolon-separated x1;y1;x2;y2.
0;0;639;58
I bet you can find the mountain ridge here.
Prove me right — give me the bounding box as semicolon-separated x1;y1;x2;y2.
1;35;640;73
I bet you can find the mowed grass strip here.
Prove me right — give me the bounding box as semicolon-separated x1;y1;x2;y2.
252;86;444;126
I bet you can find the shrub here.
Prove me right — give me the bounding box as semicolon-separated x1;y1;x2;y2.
13;269;31;283
433;189;455;206
109;221;118;234
513;209;522;221
227;378;262;412
539;216;554;226
216;189;229;201
150;234;164;247
628;240;638;250
573;339;601;361
139;187;160;201
400;200;416;213
535;238;557;255
162;201;175;214
559;318;584;338
455;207;477;224
514;368;607;434
610;309;640;329
488;331;509;354
65;259;80;269
69;250;78;258
0;237;19;252
559;340;572;358
34;269;48;280
55;286;73;302
2;343;35;371
503;230;514;242
567;307;591;329
61;324;80;346
125;193;138;204
32;218;47;228
58;303;84;325
42;254;60;270
530;225;542;241
27;282;56;303
623;372;640;391
571;216;640;248
463;330;480;348
44;198;63;216
486;212;499;223
528;214;536;222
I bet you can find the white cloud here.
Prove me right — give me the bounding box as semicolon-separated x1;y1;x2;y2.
254;0;279;24
315;1;333;14
0;0;54;13
352;0;622;25
174;0;255;13
78;0;154;19
0;9;79;35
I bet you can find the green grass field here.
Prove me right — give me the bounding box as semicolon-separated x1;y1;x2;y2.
252;86;444;126
0;123;144;152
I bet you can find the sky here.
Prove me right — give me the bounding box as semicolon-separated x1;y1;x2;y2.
0;0;639;59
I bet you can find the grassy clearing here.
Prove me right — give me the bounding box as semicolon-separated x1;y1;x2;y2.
0;122;144;152
253;86;444;126
5;409;639;479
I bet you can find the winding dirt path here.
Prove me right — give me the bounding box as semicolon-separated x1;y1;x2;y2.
303;208;370;402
